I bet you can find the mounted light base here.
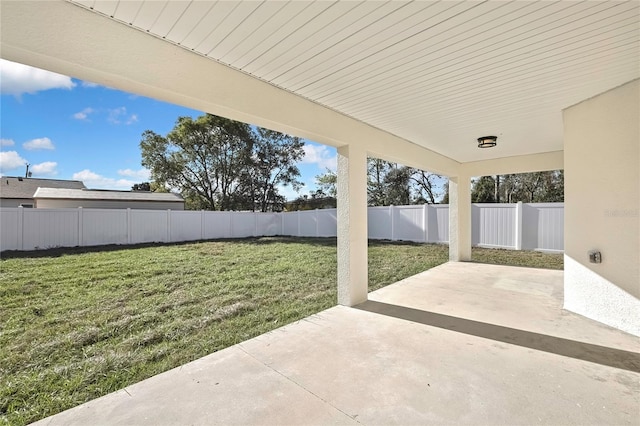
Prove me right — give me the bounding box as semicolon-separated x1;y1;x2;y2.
478;136;497;148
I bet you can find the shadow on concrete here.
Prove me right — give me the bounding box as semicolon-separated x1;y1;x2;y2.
356;300;640;373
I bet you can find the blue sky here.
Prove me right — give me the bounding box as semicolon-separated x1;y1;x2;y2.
0;59;336;201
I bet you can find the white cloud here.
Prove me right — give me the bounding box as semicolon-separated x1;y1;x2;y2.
301;144;337;171
81;81;100;88
72;169;137;190
0;138;15;147
0;59;75;97
107;106;138;125
30;161;58;176
117;168;150;180
0;151;27;173
72;107;95;121
23;137;55;151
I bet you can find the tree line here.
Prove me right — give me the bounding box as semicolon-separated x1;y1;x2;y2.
137;113;563;211
307;163;564;207
467;171;564;203
294;158;444;208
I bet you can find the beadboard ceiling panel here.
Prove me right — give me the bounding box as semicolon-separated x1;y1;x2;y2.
67;0;639;162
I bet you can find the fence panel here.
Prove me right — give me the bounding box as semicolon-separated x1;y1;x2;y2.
0;208;20;250
0;203;565;252
280;212;298;236
430;205;449;243
368;207;392;240
170;210;203;242
317;209;337;237
522;203;564;251
473;204;517;248
22;208;79;250
257;213;280;236
394;205;425;242
202;211;231;239
130;210;168;244
298;210;318;236
82;209;128;246
231;212;256;237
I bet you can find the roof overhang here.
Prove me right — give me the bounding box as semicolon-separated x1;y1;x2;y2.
1;1;637;177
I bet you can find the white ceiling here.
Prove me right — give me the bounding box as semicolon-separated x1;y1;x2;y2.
68;0;639;163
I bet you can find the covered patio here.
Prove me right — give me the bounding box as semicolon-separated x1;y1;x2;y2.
2;0;638;334
2;1;638;422
33;262;639;425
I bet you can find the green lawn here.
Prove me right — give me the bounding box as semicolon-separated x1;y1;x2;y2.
0;238;562;425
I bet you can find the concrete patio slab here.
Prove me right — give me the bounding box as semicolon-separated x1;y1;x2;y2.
33;262;639;425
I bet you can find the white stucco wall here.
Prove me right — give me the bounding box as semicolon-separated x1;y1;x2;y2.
563;79;640;336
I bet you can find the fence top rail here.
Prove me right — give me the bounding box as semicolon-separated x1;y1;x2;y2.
0;203;565;214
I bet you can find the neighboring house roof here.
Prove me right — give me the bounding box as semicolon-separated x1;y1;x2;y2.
33;188;184;203
0;176;86;199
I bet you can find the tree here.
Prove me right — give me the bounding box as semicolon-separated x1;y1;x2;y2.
141;114;253;211
472;170;564;204
441;181;449;204
243;128;304;212
411;170;440;204
305;158;444;208
315;169;337;198
383;165;412;205
367;158;390;206
140;114;304;212
367;158;443;206
471;176;496;203
131;182;151;191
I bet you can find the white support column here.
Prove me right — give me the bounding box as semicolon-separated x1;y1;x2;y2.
449;175;472;261
337;144;368;306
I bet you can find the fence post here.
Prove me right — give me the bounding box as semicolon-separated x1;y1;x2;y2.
77;207;83;247
254;211;258;237
17;206;24;250
167;209;172;242
297;210;301;237
229;211;233;238
423;204;429;243
280;212;284;236
315;209;319;237
390;205;395;241
201;210;205;240
515;201;523;250
127;208;132;244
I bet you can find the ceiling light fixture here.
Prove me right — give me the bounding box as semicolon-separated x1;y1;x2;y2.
477;136;497;148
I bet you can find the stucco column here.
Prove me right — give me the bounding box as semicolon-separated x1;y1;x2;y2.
337;144;368;306
449;175;472;261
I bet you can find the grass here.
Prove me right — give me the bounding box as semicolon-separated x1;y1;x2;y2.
0;237;562;425
471;246;564;270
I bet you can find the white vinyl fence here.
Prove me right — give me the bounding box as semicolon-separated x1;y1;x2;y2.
0;203;563;252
